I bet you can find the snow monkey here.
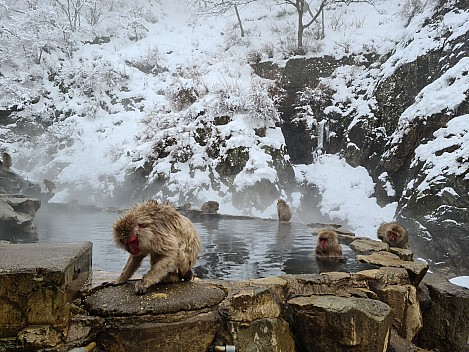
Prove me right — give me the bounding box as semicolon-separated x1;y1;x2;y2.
112;199;202;295
277;199;292;222
201;200;219;214
315;229;343;257
377;222;409;249
2;152;12;168
43;179;56;193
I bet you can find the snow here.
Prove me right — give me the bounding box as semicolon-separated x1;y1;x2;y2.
0;0;467;245
450;276;469;289
295;155;397;237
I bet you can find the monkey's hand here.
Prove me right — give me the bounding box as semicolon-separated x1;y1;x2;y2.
134;280;148;295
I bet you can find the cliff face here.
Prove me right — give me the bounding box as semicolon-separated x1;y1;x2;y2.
255;1;469;275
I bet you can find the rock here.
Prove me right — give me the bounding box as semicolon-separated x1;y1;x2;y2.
219;286;281;322
350;238;390;253
0;242;92;343
84;281;226;317
376;285;423;341
388;328;430;352
416;273;469;352
226;318;295;352
0;195;41;241
390;247;413;261
356;251;428;286
287;295;392;352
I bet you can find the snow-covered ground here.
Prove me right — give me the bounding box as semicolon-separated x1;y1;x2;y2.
1;1;468;288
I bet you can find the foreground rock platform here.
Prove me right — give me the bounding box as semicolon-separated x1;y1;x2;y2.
1;240;468;352
0;242;92;349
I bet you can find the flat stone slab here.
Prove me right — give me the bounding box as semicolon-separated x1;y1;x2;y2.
0;242;92;273
349;238;389;253
356;251;428;285
84;281;226;316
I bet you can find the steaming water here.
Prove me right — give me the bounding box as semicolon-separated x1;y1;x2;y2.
33;207;373;280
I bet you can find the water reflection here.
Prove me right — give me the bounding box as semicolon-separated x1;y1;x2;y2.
33;207;373;280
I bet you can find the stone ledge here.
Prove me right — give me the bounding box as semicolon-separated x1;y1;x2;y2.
84;281;226;317
0;242;92;342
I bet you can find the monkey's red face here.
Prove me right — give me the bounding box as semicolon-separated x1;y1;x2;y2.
388;230;398;242
127;234;140;255
319;237;328;251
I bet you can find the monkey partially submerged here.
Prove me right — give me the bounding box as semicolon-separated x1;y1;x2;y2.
315;229;344;258
112;199;202;295
315;229;346;272
377;222;409;249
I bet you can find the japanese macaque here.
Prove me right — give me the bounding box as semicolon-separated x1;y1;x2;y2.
201;200;219;214
377;222;409;249
315;229;346;273
277;199;292;222
315;229;343;258
2;152;12;168
43;179;56;193
112;199;201;295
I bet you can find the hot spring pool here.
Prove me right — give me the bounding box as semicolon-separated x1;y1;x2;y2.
33;207;374;280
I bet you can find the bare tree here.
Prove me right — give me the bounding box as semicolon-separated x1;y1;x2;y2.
53;0;87;31
189;0;257;38
276;0;379;51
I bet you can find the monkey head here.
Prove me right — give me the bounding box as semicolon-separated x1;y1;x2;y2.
316;229;342;256
113;202;160;256
277;199;286;207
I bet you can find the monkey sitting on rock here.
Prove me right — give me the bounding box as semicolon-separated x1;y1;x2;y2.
111;199;202;295
377;222;409;249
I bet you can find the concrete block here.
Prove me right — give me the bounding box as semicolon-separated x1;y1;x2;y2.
0;242;92;339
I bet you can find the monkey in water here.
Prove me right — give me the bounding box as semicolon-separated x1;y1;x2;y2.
315;229;344;258
201;200;219;214
43;179;56;193
277;199;292;222
315;229;346;272
2;152;12;168
111;199;201;295
377;222;409;249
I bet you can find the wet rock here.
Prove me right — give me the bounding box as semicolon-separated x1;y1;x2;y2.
16;324;62;350
287;295;392;352
356;251;428;285
416;273;469;352
84;281;226;317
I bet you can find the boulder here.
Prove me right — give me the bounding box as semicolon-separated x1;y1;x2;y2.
0;195;41;241
356;251;428;286
416;273;469;352
287;295;392;352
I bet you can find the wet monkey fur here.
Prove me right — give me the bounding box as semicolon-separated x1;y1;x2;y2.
112;199;202;295
315;229;343;257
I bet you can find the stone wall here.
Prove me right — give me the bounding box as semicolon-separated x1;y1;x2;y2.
2;237;468;352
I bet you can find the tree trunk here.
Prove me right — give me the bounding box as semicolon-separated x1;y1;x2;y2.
234;4;244;38
297;0;304;49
